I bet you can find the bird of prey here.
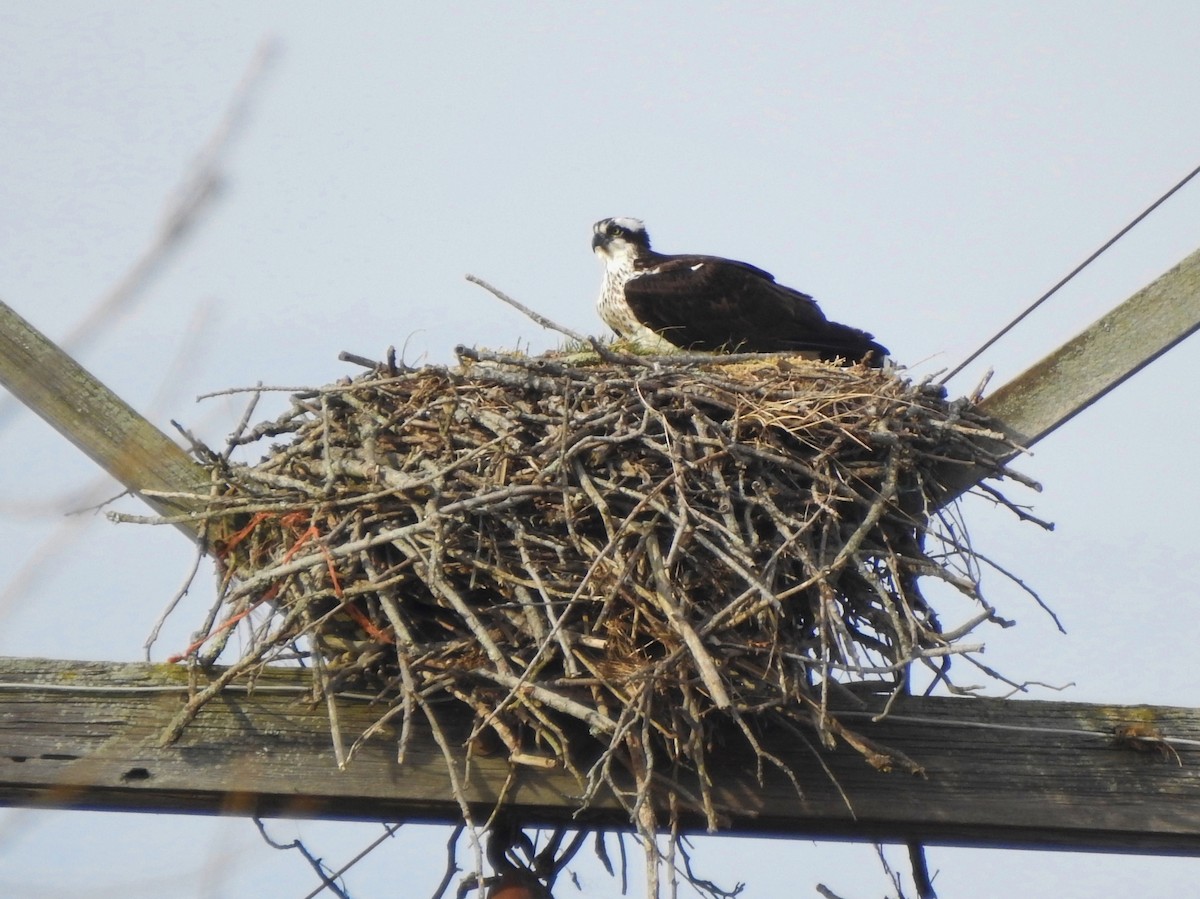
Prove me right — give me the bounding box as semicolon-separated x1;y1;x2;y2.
591;217;888;365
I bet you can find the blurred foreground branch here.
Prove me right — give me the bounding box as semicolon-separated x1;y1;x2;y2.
0;37;277;429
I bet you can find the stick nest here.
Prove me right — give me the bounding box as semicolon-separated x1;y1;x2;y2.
170;347;1032;836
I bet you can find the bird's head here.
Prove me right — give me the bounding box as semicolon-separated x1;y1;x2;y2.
592;217;650;261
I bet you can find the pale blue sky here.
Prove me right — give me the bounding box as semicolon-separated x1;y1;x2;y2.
2;3;1199;896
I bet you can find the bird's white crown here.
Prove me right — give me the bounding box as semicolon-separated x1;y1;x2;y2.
604;216;645;234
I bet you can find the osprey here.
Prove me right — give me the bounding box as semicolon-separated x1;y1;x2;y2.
592;217;888;365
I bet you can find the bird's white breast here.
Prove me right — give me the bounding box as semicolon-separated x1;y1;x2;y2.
596;257;678;352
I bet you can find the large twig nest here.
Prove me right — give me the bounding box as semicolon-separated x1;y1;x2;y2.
162;347;1032;836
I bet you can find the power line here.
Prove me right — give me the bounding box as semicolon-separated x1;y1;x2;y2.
939;160;1200;385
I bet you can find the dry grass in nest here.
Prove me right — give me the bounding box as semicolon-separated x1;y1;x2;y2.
138;344;1042;891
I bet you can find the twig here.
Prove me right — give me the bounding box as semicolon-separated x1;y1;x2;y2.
338;350;381;370
431;824;466;899
143;531;208;659
254;817;351;899
464;275;592;345
465;274;630;362
907;840;937;899
300;824;403;899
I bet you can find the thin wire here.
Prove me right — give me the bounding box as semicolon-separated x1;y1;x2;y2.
300;824;403;899
939;160;1200;385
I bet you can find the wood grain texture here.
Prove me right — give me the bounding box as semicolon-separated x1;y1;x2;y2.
0;299;208;529
3;657;1199;853
934;244;1200;503
981;243;1200;443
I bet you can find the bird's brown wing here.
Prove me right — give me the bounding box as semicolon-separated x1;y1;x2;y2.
623;255;888;362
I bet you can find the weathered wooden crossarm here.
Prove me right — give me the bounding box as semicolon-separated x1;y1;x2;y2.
0;299;208;534
2;656;1199;854
934;243;1200;503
